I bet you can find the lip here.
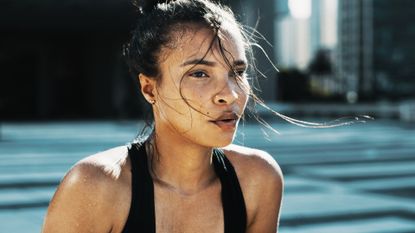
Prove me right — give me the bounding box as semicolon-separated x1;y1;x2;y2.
209;112;240;131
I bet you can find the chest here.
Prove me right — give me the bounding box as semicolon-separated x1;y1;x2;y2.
154;182;224;233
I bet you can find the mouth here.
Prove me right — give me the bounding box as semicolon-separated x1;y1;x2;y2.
209;112;240;130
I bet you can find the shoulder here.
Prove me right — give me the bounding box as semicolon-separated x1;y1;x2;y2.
222;144;283;184
62;145;131;194
74;145;131;181
221;144;283;230
42;146;131;233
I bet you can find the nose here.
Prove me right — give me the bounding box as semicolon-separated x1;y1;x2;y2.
213;79;239;105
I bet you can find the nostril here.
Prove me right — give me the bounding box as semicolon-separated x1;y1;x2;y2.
218;99;226;104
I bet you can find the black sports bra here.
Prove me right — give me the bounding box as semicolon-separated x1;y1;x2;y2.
122;143;247;233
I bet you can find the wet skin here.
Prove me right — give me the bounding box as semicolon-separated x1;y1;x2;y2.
41;24;283;233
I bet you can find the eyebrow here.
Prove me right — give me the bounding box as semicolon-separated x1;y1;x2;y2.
180;59;247;67
181;59;216;67
233;60;247;67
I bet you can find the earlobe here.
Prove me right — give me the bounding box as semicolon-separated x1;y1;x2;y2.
138;74;156;104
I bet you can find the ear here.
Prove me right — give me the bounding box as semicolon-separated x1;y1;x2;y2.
138;74;156;104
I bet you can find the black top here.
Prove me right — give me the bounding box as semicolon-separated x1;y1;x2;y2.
122;143;247;233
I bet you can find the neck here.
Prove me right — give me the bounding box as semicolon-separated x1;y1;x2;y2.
147;128;217;195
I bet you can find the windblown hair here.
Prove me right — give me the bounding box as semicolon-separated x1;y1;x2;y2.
125;0;242;79
124;0;259;136
124;0;370;140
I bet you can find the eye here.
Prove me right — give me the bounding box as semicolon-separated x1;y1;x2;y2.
189;71;209;78
230;69;246;78
236;70;246;76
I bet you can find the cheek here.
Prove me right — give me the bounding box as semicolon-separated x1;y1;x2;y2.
239;91;249;110
157;81;208;121
156;82;188;117
237;80;250;105
181;82;214;109
240;77;251;93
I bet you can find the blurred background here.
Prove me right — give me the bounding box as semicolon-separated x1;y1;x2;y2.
0;0;414;232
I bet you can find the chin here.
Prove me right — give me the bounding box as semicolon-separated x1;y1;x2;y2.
212;136;235;148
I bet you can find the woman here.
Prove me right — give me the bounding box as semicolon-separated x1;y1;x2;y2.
41;0;283;232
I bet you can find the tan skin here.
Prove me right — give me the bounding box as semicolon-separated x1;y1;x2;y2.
42;24;283;233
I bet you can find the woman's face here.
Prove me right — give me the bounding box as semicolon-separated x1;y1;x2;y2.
152;25;249;147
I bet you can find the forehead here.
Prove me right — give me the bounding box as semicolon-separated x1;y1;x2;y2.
160;24;246;66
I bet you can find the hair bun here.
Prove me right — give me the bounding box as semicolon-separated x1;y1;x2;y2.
132;0;171;14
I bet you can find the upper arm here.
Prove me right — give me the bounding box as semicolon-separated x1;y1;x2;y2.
41;163;116;233
246;151;284;233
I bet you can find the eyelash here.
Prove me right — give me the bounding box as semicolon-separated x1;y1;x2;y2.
233;70;246;77
188;69;247;79
189;71;209;78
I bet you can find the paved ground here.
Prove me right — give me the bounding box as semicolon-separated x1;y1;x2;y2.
0;119;414;233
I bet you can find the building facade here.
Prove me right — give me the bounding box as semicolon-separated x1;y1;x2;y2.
337;0;415;101
0;0;278;120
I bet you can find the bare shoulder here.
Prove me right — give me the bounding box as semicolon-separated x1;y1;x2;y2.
63;145;131;192
221;144;283;232
77;145;131;180
221;144;283;202
42;146;131;233
222;144;283;182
